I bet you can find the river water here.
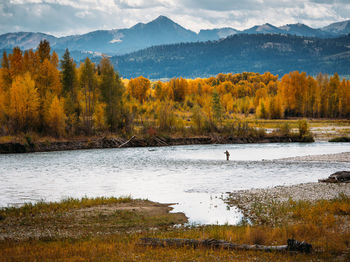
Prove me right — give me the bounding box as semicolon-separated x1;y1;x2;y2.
1;142;350;225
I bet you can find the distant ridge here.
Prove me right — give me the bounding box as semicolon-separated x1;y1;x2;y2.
108;34;350;79
321;20;350;35
243;23;285;34
279;23;335;38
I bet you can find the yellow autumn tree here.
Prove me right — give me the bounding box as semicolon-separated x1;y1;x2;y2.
36;58;62;99
46;95;66;137
9;47;24;79
9;73;39;132
93;102;107;132
0;87;7;127
127;76;150;103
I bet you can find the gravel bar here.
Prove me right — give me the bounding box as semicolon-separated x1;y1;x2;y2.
277;152;350;162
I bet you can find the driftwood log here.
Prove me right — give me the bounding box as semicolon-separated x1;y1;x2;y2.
118;136;136;148
139;238;312;253
319;171;350;183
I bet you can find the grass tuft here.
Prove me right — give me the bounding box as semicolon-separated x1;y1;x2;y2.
0;196;133;218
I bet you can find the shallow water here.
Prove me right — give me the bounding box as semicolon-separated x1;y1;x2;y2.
1;142;350;225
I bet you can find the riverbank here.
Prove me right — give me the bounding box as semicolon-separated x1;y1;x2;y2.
225;182;350;225
0;134;313;154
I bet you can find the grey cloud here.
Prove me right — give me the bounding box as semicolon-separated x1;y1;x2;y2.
310;0;349;3
114;0;165;9
178;0;318;11
0;0;349;36
178;0;266;11
0;1;126;35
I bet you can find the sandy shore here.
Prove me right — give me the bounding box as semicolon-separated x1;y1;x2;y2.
0;200;187;241
277;151;350;162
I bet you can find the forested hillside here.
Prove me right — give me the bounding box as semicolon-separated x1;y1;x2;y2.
111;34;350;79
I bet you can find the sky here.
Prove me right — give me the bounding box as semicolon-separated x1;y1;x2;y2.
1;0;350;36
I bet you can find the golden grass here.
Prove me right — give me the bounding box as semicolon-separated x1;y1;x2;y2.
0;234;327;262
0;196;133;218
1;196;350;261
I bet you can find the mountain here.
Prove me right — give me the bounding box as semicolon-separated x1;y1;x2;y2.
109;34;350;79
0;16;198;56
0;32;57;50
243;23;284;34
279;23;335;38
321;20;350;35
198;28;239;41
55;16;198;55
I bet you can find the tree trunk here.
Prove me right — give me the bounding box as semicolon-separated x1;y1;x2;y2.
138;238;312;253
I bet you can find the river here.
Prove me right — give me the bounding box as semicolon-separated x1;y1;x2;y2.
1;142;350;225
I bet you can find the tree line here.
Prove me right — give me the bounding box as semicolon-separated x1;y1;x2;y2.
0;41;129;137
0;41;349;137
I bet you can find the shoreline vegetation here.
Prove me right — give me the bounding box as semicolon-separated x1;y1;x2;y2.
1;181;350;261
2;117;350;154
2;118;350;153
0;133;313;154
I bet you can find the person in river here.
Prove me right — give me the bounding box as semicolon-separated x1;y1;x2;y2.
224;150;230;161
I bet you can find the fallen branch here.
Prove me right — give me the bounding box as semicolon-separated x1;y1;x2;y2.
118;136;136;148
138;238;312;253
154;136;168;146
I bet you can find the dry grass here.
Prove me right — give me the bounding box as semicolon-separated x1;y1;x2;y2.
0;196;133;218
226;193;350;256
0;234;329;262
1;196;350;261
0;197;187;242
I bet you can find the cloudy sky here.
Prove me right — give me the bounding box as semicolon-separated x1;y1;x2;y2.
1;0;349;36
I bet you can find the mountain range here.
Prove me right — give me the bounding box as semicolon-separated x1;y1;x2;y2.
1;16;350;57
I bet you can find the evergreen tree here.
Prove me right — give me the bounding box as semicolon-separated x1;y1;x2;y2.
60;49;80;132
99;56;124;131
37;40;51;63
60;49;76;95
212;90;222;125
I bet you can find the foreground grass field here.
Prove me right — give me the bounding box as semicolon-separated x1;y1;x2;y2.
1;194;349;261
